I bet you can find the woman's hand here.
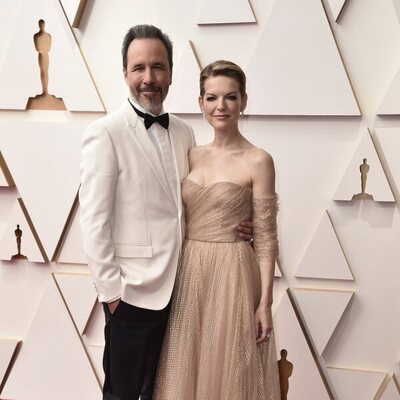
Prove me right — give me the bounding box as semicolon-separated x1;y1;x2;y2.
254;305;273;344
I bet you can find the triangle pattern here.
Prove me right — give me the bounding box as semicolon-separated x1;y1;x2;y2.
295;211;353;280
53;273;97;335
375;127;400;198
246;0;359;115
85;344;105;387
0;121;86;260
273;290;332;399
0;168;9;187
56;202;88;265
377;68;400;115
380;375;400;400
0;0;104;111
333;129;394;201
197;0;256;24
165;41;202;114
292;288;354;354
327;0;349;21
275;259;282;277
1;276;101;400
82;301;105;347
0;198;47;262
59;0;88;28
0;338;21;391
0;152;15;187
327;367;387;400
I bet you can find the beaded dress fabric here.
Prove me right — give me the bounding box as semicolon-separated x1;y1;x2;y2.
154;179;281;400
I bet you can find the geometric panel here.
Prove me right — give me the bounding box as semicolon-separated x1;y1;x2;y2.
377;68;400;115
333;129;395;202
85;344;104;387
53;273;97;335
375;127;400;198
273;290;333;399
82;302;104;347
0;152;15;187
164;41;202;114
0;167;10;187
295;211;353;280
0;121;85;261
380;375;400;400
197;0;256;24
292;288;354;355
56;203;88;265
0;199;47;263
326;0;349;22
0;338;21;393
0;0;104;111
326;367;387;400
1;276;101;400
59;0;88;28
246;0;359;115
275;259;282;278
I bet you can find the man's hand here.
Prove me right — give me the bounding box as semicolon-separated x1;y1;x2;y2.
107;298;121;314
238;221;253;241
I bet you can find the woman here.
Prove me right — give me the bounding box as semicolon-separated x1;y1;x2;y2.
154;60;281;399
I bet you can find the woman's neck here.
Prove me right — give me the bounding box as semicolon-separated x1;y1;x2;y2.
212;128;245;150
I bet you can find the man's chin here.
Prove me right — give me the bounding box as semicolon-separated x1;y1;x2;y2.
140;98;163;114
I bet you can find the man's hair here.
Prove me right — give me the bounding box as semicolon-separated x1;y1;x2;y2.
122;24;173;71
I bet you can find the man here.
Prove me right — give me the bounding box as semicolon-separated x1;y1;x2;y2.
79;25;251;400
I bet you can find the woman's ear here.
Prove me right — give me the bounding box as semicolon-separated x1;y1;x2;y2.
198;96;204;113
241;93;248;112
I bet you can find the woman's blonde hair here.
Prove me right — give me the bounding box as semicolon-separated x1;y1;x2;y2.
199;60;246;97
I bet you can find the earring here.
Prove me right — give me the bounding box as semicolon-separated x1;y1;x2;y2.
240;109;245;118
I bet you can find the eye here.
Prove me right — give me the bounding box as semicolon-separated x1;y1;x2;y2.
153;64;166;70
227;95;238;101
205;96;216;102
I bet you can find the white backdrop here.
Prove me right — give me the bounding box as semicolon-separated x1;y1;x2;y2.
0;0;399;399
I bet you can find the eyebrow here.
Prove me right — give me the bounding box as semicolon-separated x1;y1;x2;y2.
205;91;239;96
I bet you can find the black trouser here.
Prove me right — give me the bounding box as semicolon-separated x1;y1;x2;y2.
102;300;170;400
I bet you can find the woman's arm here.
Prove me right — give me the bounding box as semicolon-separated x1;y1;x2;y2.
250;149;278;343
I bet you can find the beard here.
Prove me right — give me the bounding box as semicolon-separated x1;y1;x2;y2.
132;84;169;115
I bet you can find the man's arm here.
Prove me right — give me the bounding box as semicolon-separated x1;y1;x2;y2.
79;123;121;303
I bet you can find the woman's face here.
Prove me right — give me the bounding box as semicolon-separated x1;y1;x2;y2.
199;75;247;132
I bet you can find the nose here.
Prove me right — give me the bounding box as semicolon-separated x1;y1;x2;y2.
143;67;155;84
216;98;225;110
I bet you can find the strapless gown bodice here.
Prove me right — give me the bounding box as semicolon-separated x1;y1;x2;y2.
182;179;252;243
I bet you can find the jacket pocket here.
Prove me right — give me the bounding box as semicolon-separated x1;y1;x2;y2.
114;244;152;258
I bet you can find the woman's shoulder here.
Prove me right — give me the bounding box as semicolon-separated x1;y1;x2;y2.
188;143;211;159
245;146;274;169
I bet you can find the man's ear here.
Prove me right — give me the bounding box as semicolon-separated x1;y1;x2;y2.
123;68;128;82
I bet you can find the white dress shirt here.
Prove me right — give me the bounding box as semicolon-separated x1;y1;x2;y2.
129;98;178;206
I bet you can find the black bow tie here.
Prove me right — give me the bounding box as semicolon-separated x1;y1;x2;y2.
130;102;169;130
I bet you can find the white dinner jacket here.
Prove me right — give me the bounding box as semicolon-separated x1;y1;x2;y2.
79;100;196;310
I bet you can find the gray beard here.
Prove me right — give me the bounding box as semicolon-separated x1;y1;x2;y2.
131;90;168;115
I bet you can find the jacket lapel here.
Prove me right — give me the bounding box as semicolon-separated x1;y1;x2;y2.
123;101;177;210
169;118;184;213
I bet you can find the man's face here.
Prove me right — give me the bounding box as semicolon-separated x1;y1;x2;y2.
124;38;172;115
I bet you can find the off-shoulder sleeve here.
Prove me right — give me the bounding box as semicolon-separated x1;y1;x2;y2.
252;194;279;264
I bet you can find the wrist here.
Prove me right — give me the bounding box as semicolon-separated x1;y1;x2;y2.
258;300;272;310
